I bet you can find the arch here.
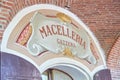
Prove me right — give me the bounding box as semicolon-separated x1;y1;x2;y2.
1;4;106;80
107;36;120;80
1;4;106;64
39;57;92;80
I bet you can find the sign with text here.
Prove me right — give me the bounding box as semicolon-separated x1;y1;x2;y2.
27;12;97;64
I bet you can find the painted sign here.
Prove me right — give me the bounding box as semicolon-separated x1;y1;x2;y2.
27;12;97;64
9;4;105;68
1;5;106;80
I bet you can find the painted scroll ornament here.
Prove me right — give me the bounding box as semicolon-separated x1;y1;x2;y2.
27;12;97;64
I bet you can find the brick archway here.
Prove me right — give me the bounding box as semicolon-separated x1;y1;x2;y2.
1;0;120;57
2;2;106;79
0;0;120;80
107;36;120;80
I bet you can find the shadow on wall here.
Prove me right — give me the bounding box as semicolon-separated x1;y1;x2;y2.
1;52;42;80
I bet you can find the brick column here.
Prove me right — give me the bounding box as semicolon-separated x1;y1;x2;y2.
107;37;120;80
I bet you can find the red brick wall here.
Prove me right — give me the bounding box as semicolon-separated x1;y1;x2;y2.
0;0;120;80
70;0;120;55
107;36;120;80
